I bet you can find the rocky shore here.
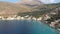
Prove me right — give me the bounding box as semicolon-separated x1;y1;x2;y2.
0;15;60;31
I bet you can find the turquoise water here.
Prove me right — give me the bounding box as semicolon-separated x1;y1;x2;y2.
0;20;59;34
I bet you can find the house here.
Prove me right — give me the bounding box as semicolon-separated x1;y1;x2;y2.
43;14;51;20
37;17;43;21
32;17;36;20
7;17;16;20
20;17;25;20
16;16;21;20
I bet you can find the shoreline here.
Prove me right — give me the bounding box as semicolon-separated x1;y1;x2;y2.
0;19;59;33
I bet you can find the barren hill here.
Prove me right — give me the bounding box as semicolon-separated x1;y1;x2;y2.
0;0;60;17
0;0;44;16
0;2;33;16
17;0;43;7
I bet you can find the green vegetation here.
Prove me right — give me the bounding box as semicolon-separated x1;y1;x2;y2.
0;1;60;18
18;3;60;18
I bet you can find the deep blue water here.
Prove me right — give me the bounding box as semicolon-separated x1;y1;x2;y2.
0;20;59;34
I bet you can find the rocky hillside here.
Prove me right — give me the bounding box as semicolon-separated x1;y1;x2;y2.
0;2;33;16
0;0;44;16
17;3;60;17
17;0;43;7
0;0;60;17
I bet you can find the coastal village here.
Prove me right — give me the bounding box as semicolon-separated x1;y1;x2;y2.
0;11;60;31
0;7;59;31
0;0;60;34
0;15;43;20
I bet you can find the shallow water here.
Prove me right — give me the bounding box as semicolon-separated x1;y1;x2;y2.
0;20;59;34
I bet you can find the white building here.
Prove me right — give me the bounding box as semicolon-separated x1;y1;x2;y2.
24;15;29;18
0;16;2;19
7;17;16;20
27;17;32;20
32;17;36;20
44;15;51;20
37;17;43;21
20;17;25;20
16;16;21;20
50;22;56;28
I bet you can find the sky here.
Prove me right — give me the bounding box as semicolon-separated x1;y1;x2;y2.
0;0;60;4
0;0;19;3
40;0;60;4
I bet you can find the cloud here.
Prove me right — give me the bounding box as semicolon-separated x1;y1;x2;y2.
40;0;55;4
50;0;55;3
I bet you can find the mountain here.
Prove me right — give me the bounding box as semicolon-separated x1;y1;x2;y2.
0;0;44;16
17;3;60;17
0;1;60;17
17;0;43;7
0;2;33;16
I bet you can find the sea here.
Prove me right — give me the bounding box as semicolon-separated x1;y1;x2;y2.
0;20;59;34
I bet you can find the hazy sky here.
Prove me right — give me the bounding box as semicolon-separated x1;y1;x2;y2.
0;0;19;3
40;0;60;4
0;0;60;4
